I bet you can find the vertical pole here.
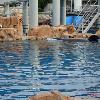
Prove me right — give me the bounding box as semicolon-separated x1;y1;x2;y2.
23;1;29;34
4;2;10;17
52;0;60;26
71;0;73;12
98;0;100;12
74;0;82;11
29;0;38;28
60;0;66;25
82;18;84;33
97;0;100;29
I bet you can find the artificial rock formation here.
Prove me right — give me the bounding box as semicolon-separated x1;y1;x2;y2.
28;25;96;40
96;29;100;37
29;91;99;100
67;25;75;34
29;91;71;100
39;14;51;25
0;15;22;34
28;25;67;40
0;13;23;41
63;31;91;39
0;28;22;41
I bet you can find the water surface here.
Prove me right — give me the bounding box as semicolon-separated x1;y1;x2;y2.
0;40;100;100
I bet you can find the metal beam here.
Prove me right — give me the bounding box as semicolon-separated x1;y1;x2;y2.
83;13;100;33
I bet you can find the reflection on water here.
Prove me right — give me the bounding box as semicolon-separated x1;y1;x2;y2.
0;40;100;100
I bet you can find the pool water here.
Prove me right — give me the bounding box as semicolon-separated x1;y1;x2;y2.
0;40;100;100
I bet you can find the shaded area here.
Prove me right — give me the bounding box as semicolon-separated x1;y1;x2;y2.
88;35;99;42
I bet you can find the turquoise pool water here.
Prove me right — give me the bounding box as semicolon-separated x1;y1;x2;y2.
0;40;100;100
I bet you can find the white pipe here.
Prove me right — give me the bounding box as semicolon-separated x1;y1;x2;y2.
60;0;66;25
74;0;82;11
52;0;60;26
4;2;10;17
98;0;100;13
29;0;38;28
71;0;73;12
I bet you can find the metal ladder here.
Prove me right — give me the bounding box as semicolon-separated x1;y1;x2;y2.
75;0;100;33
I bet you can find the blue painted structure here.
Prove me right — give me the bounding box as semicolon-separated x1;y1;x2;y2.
66;15;83;27
73;16;83;27
66;16;73;25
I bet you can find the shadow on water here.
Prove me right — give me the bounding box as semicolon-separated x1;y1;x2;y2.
0;40;100;99
88;35;99;43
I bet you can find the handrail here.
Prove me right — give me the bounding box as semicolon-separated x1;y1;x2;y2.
82;2;97;18
76;1;98;32
77;5;98;32
82;7;96;23
74;5;93;28
76;1;97;25
74;0;91;23
83;7;98;26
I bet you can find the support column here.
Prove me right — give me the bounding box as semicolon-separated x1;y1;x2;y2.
29;0;38;28
52;0;60;26
4;2;10;17
96;0;100;29
74;0;82;11
22;1;29;34
60;0;66;25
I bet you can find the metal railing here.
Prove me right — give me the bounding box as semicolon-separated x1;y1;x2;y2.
77;5;98;32
74;0;99;33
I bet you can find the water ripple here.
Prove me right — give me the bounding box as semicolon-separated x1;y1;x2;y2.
0;41;100;99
